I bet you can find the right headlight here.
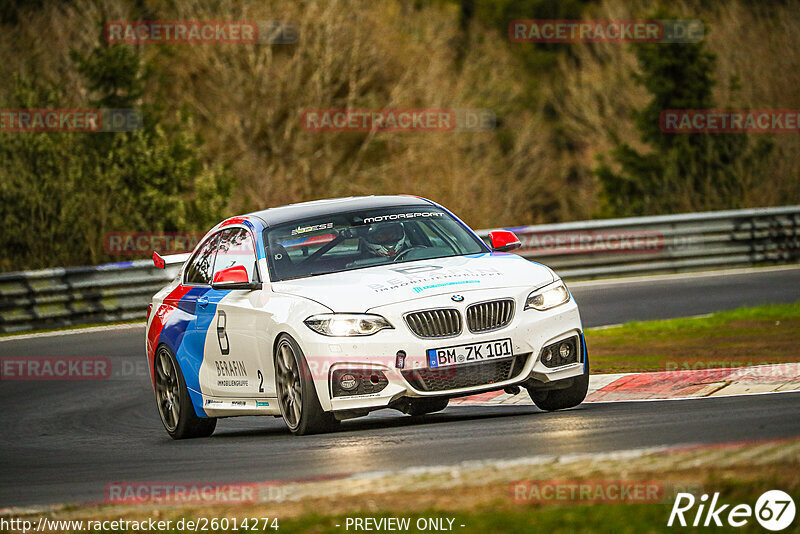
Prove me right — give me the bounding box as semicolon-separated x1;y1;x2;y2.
525;281;570;311
304;314;393;336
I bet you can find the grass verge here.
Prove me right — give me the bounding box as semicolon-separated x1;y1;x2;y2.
3;439;798;533
586;302;800;374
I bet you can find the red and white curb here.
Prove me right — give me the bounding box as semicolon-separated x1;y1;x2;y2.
451;363;800;406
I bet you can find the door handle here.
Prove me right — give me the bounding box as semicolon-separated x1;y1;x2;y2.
197;296;209;308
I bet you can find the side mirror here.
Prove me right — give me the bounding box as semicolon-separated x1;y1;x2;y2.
153;251;165;269
211;266;261;290
488;230;522;252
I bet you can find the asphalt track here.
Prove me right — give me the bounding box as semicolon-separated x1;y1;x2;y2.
1;266;799;508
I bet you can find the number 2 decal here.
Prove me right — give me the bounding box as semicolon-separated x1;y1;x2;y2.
217;311;229;355
257;370;264;393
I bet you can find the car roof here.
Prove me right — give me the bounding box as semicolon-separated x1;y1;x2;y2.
245;195;435;227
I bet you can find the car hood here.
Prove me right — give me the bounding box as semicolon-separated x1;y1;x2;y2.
269;253;555;312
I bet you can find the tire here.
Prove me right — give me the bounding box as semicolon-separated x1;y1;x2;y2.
154;345;217;439
275;334;338;436
527;355;589;412
406;397;449;416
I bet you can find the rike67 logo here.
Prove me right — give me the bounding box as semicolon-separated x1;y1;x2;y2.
668;490;796;531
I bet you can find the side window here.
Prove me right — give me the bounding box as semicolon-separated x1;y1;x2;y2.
184;234;220;285
415;221;449;249
213;228;259;282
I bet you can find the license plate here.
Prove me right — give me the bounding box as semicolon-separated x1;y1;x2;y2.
427;338;513;368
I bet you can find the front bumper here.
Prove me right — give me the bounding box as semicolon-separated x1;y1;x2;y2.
299;287;586;413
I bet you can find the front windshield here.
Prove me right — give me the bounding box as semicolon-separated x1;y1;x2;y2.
265;206;487;281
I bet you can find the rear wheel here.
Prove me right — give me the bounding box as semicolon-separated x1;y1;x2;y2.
527;356;589;412
154;345;216;439
275;334;338;435
406;397;449;416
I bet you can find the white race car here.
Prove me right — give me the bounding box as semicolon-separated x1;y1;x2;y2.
146;196;588;438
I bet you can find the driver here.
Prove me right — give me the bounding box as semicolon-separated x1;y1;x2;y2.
362;222;410;258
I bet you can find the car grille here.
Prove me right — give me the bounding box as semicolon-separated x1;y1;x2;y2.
404;308;462;338
401;355;528;392
466;299;515;333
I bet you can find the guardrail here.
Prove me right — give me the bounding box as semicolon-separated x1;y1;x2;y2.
477;205;800;279
1;206;798;333
0;262;181;334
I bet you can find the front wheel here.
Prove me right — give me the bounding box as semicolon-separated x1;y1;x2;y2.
154;345;216;439
275;334;338;435
527;357;589;412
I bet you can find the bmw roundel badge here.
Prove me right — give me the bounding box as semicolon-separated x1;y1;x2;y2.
451;295;464;302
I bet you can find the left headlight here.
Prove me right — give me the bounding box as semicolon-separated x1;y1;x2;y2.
525;281;570;311
304;314;394;336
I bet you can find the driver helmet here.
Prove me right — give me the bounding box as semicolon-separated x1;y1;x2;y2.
364;222;409;258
